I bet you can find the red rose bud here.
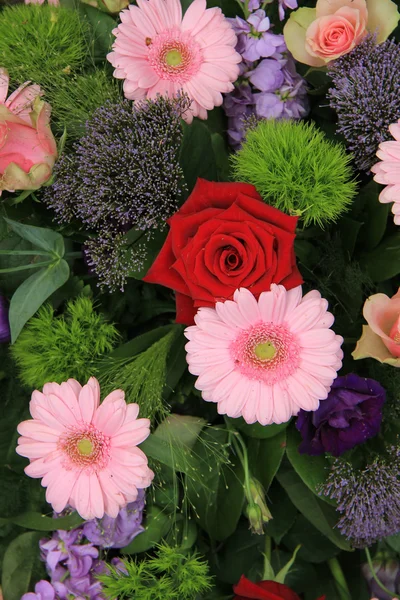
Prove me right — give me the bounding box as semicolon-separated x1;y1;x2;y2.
143;179;303;324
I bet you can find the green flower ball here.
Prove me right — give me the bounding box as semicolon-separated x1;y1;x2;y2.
11;296;119;390
231;119;358;227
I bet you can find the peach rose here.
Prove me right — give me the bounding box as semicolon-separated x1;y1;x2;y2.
0;69;57;196
352;289;400;366
284;0;400;67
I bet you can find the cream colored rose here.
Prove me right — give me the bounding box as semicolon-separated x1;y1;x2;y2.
284;0;400;67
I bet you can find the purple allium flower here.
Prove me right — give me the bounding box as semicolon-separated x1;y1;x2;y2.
21;580;56;600
321;448;400;548
83;489;145;548
296;374;385;457
43;95;189;291
328;35;400;172
0;295;10;343
362;558;400;600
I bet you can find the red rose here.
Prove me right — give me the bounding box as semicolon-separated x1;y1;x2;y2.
233;576;326;600
144;179;303;324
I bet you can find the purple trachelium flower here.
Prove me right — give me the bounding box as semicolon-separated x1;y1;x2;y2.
21;581;56;600
0;295;10;343
362;557;400;600
328;35;400;172
296;374;385;457
321;448;400;548
43;95;188;291
223;2;308;148
83;489;145;548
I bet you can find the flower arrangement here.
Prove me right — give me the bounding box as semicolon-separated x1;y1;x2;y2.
2;0;400;598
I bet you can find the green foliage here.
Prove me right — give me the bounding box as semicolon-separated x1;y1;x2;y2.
180;120;218;194
98;330;177;422
0;4;89;91
11;296;118;389
99;543;213;600
231;119;357;227
1;531;43;600
51;70;121;138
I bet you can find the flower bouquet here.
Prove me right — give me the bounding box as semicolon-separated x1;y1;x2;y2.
1;0;400;598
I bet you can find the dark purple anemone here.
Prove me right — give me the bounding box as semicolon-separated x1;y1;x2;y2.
0;295;10;343
296;373;385;457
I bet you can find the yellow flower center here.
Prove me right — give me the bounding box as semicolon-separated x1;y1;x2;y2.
254;341;276;361
165;49;182;67
77;438;94;456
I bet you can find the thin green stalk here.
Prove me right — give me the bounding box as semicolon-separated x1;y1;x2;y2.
365;548;400;599
328;557;352;600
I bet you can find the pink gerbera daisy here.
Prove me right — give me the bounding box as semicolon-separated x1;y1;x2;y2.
185;285;343;425
107;0;241;123
16;377;154;520
371;119;400;225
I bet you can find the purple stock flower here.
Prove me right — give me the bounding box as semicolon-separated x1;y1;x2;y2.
223;0;308;148
21;581;56;600
0;295;10;343
83;489;145;548
278;0;298;21
296;374;385;457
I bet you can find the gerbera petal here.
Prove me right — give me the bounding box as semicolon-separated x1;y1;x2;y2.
186;286;341;426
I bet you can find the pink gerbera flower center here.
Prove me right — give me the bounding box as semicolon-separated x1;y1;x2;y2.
231;322;300;385
148;28;203;83
59;423;111;472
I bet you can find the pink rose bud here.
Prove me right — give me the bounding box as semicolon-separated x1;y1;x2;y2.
353;289;400;366
0;68;57;196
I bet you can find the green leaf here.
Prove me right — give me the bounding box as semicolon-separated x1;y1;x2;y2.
360;233;400;282
282;515;340;564
275;545;301;584
140;433;198;476
4;218;65;257
386;532;400;553
277;468;352;552
337;216;362;257
9;259;70;343
211;132;231;181
0;511;84;532
353;180;389;251
121;506;171;554
105;325;177;361
248;431;286;492
265;482;298;544
186;428;245;541
228;417;290;439
285;426;335;505
180;120;217;193
213;521;265;584
2;531;42;600
79;4;116;61
154;415;206;450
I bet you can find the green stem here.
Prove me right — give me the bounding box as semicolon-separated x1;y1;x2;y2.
0;250;51;256
224;417;252;502
328;558;352;600
0;260;54;274
365;548;400;599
